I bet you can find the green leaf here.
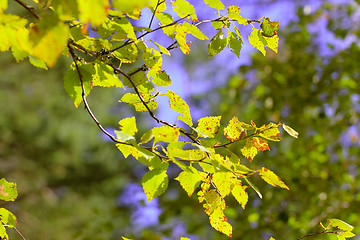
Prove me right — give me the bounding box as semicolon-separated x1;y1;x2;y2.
227;31;242;58
113;42;139;63
282;123;299;138
259;167;289;190
113;0;149;15
248;28;267;56
113;17;137;40
28;14;69;67
167;90;193;126
183;22;208;40
29;55;48;70
123;67;148;87
196;116;221;138
175;24;190;54
114;130;135;142
142;48;162;72
149;70;171;87
231;183;248;209
265;35;279;53
328;219;354;232
204;0;224;10
172;0;197;21
63;63;93;108
142;164;169;201
0;179;17;201
244;177;262;199
0;0;7;12
175;166;203;196
118;117;137;136
139;130;154;144
223;116;245;142
260;17;279;37
150;40;171;55
152;126;180;143
240;138;258;161
0;208;17;228
208;29;227;57
93;62;124;88
120;93;157;112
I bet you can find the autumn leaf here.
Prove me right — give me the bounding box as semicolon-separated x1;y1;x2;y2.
253;137;270;151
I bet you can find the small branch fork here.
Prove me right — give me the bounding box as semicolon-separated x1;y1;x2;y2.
3;225;26;240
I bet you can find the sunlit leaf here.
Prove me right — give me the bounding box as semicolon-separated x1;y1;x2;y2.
152;126;180;143
240;138;257;161
113;42;139;63
328;219;354;232
253;137;270;151
142;164;169;201
248;28;267;56
204;0;224;10
150;40;171;55
196;116;221;138
0;179;17;202
78;0;108;25
208;29;226;57
142;48;162;72
283;123;299;138
93;62;124;88
223;116;245;142
265;35;279;53
232;183;248;209
118;117;137;136
259;167;289;190
227;6;248;25
167;90;193;126
63;63;93;108
212;172;235;197
183;22;208;40
28;15;69;67
172;0;197;21
0;208;17;228
209;208;233;237
123;67;148;87
260;17;279;37
149;70;171;86
175;166;203;196
175;24;190;54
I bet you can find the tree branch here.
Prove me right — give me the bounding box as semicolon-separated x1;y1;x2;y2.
67;43;128;145
14;0;40;20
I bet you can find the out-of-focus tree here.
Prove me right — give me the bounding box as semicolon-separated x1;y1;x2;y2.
197;2;360;239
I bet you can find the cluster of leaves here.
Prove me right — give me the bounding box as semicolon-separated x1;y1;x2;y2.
0;0;301;237
0;178;19;240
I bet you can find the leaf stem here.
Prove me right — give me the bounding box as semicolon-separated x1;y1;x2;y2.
296;230;339;240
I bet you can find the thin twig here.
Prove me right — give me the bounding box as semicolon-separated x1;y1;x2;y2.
296;230;339;240
110;15;189;53
148;0;164;29
14;0;40;20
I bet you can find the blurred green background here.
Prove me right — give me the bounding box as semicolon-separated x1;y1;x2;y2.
1;1;360;240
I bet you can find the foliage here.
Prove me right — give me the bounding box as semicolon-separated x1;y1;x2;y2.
197;1;360;239
0;0;358;239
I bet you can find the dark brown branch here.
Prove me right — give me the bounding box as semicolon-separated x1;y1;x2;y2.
296;230;339;240
14;0;40;20
148;0;164;29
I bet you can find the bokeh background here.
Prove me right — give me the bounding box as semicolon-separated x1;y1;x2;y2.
1;0;360;239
